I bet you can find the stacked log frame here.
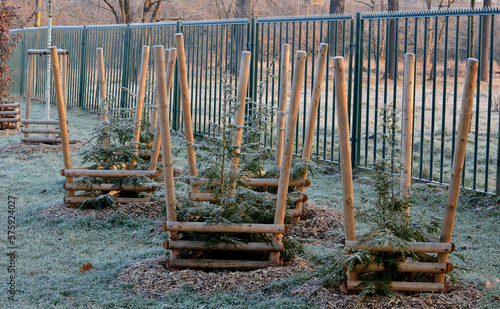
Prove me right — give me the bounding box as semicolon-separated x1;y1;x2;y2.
21;49;69;144
52;46;160;208
334;54;478;293
157;36;329;270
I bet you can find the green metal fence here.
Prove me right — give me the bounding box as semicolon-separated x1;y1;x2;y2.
7;7;500;195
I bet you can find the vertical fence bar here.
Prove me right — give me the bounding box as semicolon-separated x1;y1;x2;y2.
172;21;182;130
78;26;87;109
351;12;362;166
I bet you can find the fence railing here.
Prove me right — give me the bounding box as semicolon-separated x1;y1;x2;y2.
7;7;500;195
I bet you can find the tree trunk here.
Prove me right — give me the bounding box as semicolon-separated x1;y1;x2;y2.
35;0;41;27
234;0;253;18
329;0;345;56
387;0;399;80
480;0;492;82
230;0;253;74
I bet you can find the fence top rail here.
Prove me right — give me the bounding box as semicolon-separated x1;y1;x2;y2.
182;18;249;26
361;6;500;20
22;25;85;32
257;13;353;23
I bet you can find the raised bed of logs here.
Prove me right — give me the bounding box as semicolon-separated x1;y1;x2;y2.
335;54;478;293
50;46;159;207
21;49;69;144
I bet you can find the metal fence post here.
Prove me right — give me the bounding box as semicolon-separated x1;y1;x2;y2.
247;17;258;105
172;20;182;130
78;26;88;109
351;12;363;166
120;24;132;109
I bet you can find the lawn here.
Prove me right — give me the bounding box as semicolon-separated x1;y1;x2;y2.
0;99;498;308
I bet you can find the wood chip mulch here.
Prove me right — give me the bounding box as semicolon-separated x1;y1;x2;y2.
0;140;85;155
291;278;481;308
0;129;20;136
39;201;162;220
117;255;314;298
285;202;343;244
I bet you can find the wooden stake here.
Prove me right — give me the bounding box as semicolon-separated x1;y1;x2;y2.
292;43;328;222
229;51;252;172
346;281;448;293
21;119;62;125
401;53;415;203
164;240;283;252
175;33;199;193
435;58;478;283
20;137;62;143
154;45;179;259
343;240;454;253
24;54;34;137
60;169;158;178
64;183;157;191
194;177;310;187
350;262;452;273
275;44;291;166
162;221;286;234
271;50;307;262
64;196;151;204
149;49;172;172
333;56;357;281
50;47;74;197
132;46;150;152
62;54;68;108
169;259;280;270
96;48;109;148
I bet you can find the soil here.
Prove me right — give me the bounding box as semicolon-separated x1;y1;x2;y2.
40;201;162;220
0;140;85;155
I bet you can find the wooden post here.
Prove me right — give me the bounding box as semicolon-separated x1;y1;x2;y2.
229;51;252;172
175;33;199;192
132;46;150;152
401;53;415;203
292;43;328;222
96;48;109;148
63;54;68;108
154;45;179;259
149;49;172;171
50;47;73;197
24;54;34;137
333;56;357;281
435;58;478;283
275;44;291;166
270;50;307;262
149;49;171;170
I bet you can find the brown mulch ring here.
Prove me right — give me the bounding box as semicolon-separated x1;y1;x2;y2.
39;201;162;220
117;255;314;298
117;255;481;308
292;278;481;308
0;139;85;155
0;129;20;136
285;201;343;244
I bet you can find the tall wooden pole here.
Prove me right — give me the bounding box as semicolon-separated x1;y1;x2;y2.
154;45;179;259
270;50;307;262
333;56;357;281
435;58;478;283
24;54;34;138
229;51;252;172
292;43;328;222
175;33;199;192
96;48;109;148
275;44;291;166
50;47;74;198
132;46;150;152
149;49;171;171
400;53;415;204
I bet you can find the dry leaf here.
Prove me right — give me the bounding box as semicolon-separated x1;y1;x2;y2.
79;262;93;272
485;281;497;289
131;231;137;239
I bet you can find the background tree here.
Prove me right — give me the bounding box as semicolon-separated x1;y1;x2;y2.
386;0;398;80
329;0;344;56
480;0;492;82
